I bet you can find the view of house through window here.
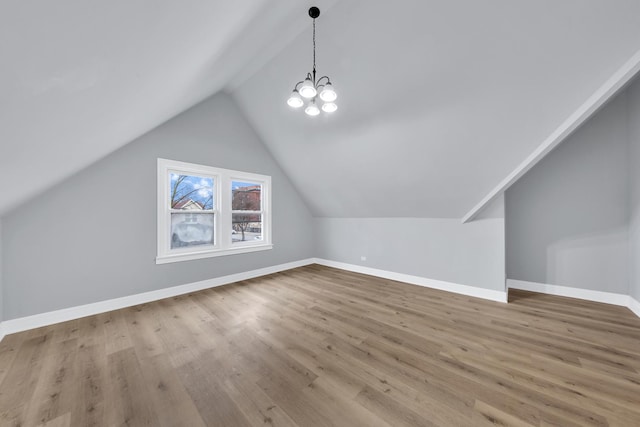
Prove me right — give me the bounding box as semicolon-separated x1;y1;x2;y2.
232;181;262;243
170;174;215;249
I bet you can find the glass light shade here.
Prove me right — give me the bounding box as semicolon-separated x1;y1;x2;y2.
287;91;304;108
319;83;337;102
305;102;320;116
299;78;317;98
322;102;337;113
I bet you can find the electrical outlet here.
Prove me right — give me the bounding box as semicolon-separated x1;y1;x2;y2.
360;256;367;261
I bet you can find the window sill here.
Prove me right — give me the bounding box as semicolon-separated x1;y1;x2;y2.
156;243;273;265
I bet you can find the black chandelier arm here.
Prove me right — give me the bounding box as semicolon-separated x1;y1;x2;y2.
315;76;332;88
292;71;329;92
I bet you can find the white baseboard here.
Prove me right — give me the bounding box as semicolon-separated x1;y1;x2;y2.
0;258;315;339
23;260;636;342
628;296;640;318
508;279;640;318
313;258;508;303
507;279;630;305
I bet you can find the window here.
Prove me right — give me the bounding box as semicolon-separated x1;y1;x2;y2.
157;158;272;264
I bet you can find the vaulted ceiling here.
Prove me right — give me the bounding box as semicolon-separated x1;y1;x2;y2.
2;0;640;217
0;0;334;214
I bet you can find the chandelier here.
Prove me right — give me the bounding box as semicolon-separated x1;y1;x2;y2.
287;6;337;116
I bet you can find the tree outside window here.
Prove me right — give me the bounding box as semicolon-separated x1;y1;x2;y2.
232;182;262;242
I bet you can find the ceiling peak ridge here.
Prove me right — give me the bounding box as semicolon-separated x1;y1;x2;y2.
462;48;640;224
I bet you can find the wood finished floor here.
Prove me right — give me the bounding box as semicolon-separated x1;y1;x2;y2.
1;265;640;426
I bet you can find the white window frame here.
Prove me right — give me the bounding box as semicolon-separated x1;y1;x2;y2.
156;158;272;264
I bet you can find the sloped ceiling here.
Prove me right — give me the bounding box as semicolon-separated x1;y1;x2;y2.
0;0;334;215
232;0;640;218
2;1;640;219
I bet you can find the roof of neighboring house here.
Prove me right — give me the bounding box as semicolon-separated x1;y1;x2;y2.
172;199;204;210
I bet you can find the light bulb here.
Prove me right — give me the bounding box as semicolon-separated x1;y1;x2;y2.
319;83;337;102
322;102;337;113
287;90;304;108
299;78;317;98
305;101;320;116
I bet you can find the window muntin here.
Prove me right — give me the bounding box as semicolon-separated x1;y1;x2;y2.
157;159;272;264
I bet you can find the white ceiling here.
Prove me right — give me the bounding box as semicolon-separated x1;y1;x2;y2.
2;1;640;218
232;0;640;217
0;0;330;214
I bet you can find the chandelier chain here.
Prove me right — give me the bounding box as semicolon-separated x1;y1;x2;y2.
312;18;317;82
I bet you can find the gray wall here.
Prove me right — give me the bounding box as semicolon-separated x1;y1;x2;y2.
0;221;3;322
506;89;630;293
315;216;505;292
630;81;640;301
1;93;314;320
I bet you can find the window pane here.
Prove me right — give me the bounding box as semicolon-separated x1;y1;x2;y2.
232;181;261;211
170;173;214;210
232;213;262;243
171;213;214;248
